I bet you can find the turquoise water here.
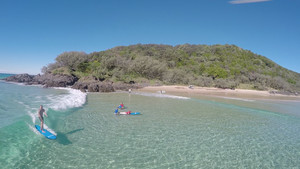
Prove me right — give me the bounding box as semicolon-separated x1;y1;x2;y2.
0;73;15;79
1;74;300;168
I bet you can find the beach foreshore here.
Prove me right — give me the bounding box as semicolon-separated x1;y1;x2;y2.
136;85;300;101
3;73;300;101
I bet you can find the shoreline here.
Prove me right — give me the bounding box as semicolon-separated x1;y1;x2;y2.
135;85;300;101
2;73;300;101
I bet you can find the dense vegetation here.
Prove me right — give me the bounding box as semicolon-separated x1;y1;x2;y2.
42;44;300;92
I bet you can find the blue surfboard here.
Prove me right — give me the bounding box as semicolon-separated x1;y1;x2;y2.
130;112;141;115
35;125;57;140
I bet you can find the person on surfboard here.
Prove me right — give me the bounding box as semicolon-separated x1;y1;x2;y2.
38;105;48;133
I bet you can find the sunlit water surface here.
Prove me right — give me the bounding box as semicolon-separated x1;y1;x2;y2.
0;78;300;168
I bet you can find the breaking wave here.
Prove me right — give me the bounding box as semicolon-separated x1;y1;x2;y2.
47;87;87;110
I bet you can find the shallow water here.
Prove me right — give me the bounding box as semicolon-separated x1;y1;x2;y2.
0;79;300;168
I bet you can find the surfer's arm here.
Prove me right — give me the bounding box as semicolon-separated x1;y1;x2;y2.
44;111;48;117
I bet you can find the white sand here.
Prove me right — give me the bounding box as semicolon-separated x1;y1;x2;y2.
136;85;300;101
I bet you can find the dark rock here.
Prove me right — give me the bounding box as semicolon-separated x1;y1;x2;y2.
72;82;88;92
35;73;78;87
4;73;78;87
99;82;115;92
78;76;98;82
4;74;34;83
72;77;98;92
4;73;145;93
72;81;115;92
87;83;99;92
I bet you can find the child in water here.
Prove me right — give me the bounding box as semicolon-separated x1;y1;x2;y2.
114;108;119;115
118;102;124;109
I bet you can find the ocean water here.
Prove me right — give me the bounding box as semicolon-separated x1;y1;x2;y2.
0;73;15;79
1;74;300;168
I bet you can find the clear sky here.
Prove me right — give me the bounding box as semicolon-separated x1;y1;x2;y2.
0;0;299;74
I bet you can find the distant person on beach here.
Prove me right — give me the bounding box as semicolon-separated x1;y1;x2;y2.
38;105;48;132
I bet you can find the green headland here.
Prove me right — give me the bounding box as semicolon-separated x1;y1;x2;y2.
42;44;300;94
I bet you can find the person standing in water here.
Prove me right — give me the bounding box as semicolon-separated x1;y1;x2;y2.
38;105;48;132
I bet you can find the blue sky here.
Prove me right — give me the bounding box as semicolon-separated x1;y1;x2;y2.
0;0;299;74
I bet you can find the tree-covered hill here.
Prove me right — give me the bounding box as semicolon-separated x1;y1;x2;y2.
42;44;300;93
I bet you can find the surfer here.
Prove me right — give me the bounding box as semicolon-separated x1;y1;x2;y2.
38;105;48;133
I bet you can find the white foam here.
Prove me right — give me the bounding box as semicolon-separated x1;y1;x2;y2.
2;81;26;86
27;123;40;135
216;96;255;102
16;101;29;108
133;92;190;100
47;87;87;110
27;110;37;124
1;80;44;86
12;86;85;136
35;96;42;99
256;98;300;103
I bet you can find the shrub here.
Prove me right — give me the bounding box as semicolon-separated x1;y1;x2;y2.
55;51;88;70
214;79;237;89
163;69;189;84
268;77;291;91
206;66;228;79
253;83;266;91
130;56;167;80
52;67;72;76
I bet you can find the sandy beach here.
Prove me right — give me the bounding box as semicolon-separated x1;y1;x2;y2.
137;85;300;101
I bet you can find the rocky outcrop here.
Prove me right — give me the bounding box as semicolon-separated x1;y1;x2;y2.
4;73;78;87
32;73;78;87
72;77;115;92
4;74;34;83
4;74;144;93
71;76;143;92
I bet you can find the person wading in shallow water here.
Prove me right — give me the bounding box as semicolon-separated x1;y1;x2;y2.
38;105;48;132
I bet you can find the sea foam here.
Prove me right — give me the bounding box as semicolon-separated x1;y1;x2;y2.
216;96;255;102
133;92;190;100
47;88;87;110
